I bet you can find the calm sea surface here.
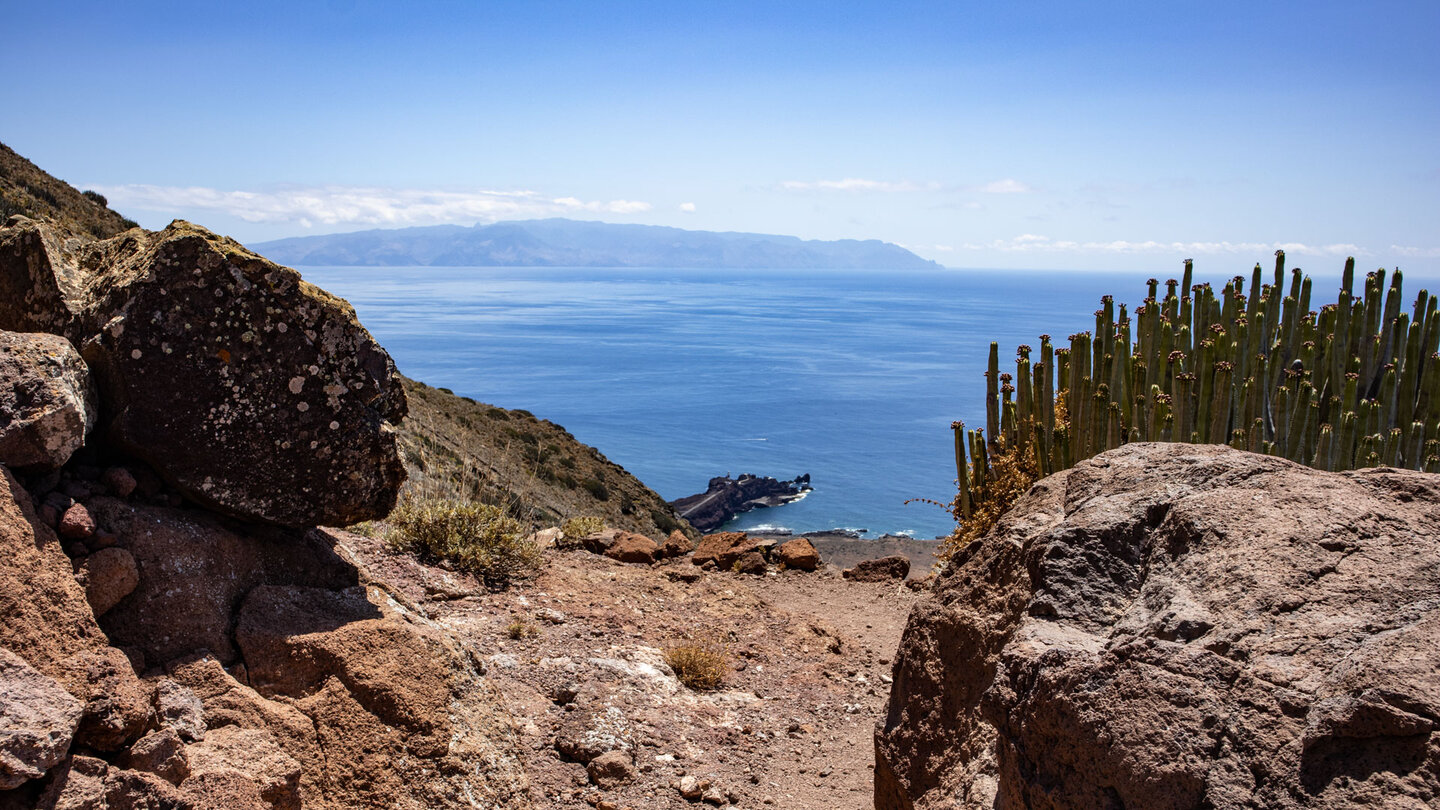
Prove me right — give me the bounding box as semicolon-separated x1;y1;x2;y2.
299;264;1389;539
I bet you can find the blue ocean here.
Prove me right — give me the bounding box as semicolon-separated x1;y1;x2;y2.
298;264;1365;540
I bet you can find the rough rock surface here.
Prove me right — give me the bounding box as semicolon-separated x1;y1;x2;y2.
0;218;407;527
876;443;1440;809
843;554;909;582
603;531;659;564
0;331;95;471
774;538;820;571
0;467;149;754
76;547;139;617
692;531;767;570
183;725;300;810
0;648;82;790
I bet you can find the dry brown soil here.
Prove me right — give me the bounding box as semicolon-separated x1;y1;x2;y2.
346;533;927;809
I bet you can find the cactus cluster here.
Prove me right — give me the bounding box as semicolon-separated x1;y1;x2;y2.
952;252;1440;527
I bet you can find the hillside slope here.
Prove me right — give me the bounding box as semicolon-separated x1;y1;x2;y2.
396;377;697;539
254;217;942;270
0;141;136;238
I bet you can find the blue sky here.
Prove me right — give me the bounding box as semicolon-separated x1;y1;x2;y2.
3;1;1437;272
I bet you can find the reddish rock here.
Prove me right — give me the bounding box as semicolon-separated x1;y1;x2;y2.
100;466;138;498
184;726;300;810
179;768;270;810
124;728;190;785
843;555;909;582
586;750;636;789
37;755;190;810
731;550;767;575
232;579;530;808
152;680;206;743
0;648;82;790
578;528;621;553
774;538;820;571
660;529;693;558
77;547;139;616
0;330;95;471
876;444;1440;810
692;531;766;569
0;467;149;753
603;532;659;564
57;503;95;540
88;496;356;666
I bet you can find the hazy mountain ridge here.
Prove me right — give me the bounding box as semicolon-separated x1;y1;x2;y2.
253;218;942;269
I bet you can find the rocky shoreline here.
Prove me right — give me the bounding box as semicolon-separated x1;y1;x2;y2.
668;473;812;532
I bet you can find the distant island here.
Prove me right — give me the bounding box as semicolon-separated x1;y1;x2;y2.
251;218;942;270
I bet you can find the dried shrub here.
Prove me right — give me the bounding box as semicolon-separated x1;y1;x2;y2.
664;639;728;691
505;619;539;640
941;433;1039;559
387;497;543;587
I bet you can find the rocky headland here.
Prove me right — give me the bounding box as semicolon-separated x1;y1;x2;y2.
670;473;812;532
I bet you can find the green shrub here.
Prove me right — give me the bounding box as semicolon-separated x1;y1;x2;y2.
386;498;543;587
581;477;610;501
560;515;605;545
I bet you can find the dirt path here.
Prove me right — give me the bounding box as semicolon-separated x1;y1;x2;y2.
347;535;924;809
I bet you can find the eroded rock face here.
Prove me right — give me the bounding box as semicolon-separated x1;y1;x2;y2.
0;330;95;471
0;218;406;527
876;443;1440;809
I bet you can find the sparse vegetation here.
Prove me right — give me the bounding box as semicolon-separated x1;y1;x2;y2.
386;497;543;587
664;638;728;691
505;618;539;639
950;252;1440;553
561;515;605;542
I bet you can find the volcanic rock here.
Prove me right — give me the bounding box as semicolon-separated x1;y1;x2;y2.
692;531;767;570
122;728;189;786
183;725;300;810
876;443;1440;809
661;529;693;558
774;538;820;571
670;473;812;532
842;555;909;582
76;547;138;617
0;218;407;527
604;532;659;564
0;648;82;790
0;330;95;471
732;550;767;575
587;749;636;789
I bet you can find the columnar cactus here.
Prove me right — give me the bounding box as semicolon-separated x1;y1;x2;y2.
950;253;1440;540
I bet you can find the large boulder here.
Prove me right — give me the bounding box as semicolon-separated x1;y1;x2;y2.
0;331;95;471
0;219;407;527
876;443;1440;809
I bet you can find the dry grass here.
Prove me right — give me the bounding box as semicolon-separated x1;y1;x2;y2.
941;432;1040;559
386;497;544;587
505;618;539;640
664;639;728;691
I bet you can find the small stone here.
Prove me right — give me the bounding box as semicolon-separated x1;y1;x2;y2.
774;538;821;571
79;547;140;616
124;728;189;785
58;502;96;539
732;550;767;575
101;466;138;497
152;680;206;742
587;750;636;789
701;784;727;805
678;774;703;799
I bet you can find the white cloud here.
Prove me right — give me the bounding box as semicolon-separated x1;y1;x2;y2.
959;235;1373;258
89;183;652;228
678;202;696;213
1390;245;1440;259
975;178;1032;194
780;178;935;193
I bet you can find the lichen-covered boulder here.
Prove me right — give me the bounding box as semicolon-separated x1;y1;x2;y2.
0;218;407;527
0;330;95;471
